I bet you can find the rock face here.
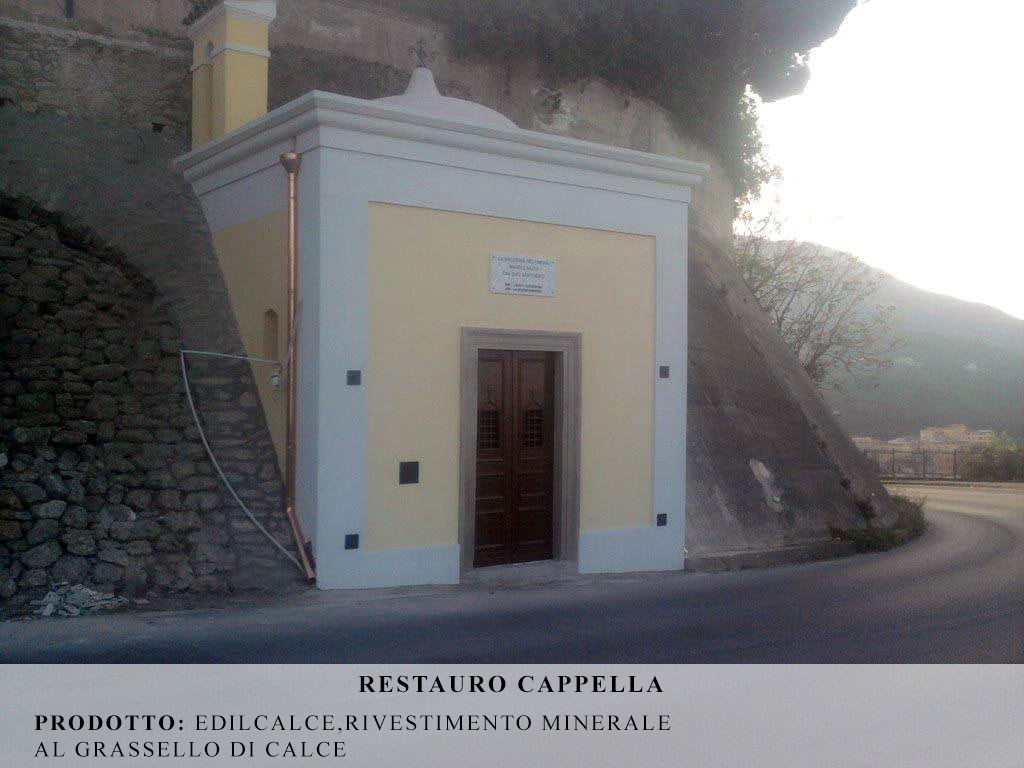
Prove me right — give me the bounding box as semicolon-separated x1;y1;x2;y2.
0;204;299;613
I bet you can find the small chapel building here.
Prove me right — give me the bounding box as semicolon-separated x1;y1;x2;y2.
175;1;707;589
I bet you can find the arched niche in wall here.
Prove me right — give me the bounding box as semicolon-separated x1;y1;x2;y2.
262;308;279;361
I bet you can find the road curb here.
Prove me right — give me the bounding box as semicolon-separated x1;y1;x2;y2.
684;540;857;573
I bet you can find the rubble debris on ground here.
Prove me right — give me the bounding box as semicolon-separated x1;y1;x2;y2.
31;583;129;617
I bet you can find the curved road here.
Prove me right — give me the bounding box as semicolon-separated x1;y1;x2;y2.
2;484;1021;662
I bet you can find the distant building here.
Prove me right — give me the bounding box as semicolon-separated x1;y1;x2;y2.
966;429;996;446
851;436;884;450
888;435;918;446
856;425;996;453
919;424;994;448
920;424;969;444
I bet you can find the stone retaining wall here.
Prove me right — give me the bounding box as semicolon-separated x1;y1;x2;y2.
0;6;300;611
0;201;298;613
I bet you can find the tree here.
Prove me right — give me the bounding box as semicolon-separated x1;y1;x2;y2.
962;433;1024;482
733;210;901;390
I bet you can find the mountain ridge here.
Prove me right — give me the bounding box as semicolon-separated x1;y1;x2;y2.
820;259;1023;442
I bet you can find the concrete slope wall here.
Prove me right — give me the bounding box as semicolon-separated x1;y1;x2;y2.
687;234;895;558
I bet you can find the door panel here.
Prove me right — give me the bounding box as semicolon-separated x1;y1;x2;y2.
511;352;554;562
473;349;555;566
473;353;511;567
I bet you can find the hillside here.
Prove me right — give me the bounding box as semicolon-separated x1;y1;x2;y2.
823;270;1024;441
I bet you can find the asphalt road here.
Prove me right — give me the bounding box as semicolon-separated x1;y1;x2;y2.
2;484;1021;663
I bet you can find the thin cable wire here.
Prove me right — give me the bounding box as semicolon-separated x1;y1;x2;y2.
179;348;280;366
178;350;301;571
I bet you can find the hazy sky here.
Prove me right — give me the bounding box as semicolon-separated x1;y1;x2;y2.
750;0;1024;319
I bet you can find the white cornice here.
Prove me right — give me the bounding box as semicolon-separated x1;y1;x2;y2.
174;89;709;191
189;43;271;70
187;1;277;41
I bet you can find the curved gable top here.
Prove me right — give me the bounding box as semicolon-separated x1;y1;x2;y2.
373;68;518;131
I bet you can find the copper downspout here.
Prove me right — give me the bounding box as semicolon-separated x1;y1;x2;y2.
280;150;317;582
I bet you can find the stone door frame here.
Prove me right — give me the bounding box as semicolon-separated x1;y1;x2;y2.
458;327;581;575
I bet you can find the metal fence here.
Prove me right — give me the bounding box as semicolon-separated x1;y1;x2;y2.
863;447;1024;481
863;448;961;480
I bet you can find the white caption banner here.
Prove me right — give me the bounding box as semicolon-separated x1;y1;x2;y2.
1;665;1021;767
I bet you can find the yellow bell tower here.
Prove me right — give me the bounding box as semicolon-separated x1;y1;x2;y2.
187;1;276;147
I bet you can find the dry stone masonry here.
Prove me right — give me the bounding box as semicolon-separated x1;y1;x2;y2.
0;201;299;614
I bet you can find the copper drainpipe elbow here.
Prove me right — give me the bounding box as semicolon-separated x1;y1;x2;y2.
280;150;317;583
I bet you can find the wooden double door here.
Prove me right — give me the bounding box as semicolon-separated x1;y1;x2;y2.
474;350;556;567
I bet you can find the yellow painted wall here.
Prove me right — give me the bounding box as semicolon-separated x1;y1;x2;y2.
191;59;213;146
219;49;269;136
224;15;271;49
211;209;288;466
367;204;655;552
209;54;227;142
190;12;270;146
